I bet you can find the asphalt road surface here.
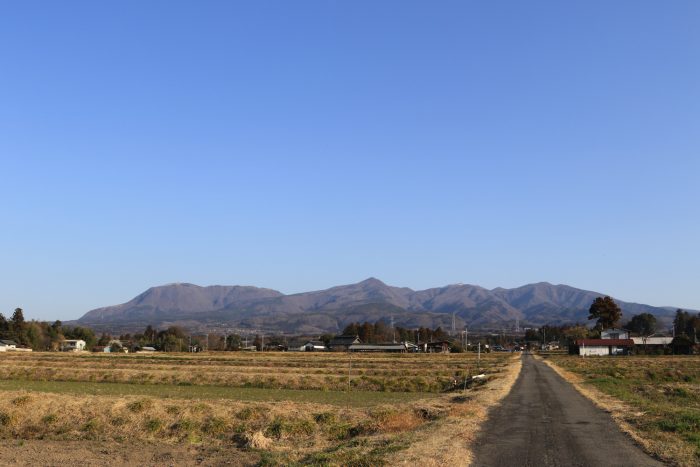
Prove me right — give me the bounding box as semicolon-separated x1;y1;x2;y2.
471;353;664;467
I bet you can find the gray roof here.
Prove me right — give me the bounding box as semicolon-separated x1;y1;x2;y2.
329;335;361;346
304;340;326;346
0;339;17;346
349;344;407;351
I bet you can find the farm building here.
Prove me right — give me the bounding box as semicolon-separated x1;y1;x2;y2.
426;341;451;353
0;339;18;352
348;343;407;353
61;339;86;352
573;339;634;356
328;335;361;351
284;339;309;352
303;340;327;352
632;335;673;347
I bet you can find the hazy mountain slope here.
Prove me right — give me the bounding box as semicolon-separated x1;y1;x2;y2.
80;283;283;323
75;279;684;333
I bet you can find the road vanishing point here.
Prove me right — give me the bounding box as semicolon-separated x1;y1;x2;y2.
471;354;664;467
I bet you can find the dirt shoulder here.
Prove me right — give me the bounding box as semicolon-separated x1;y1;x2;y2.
388;353;523;466
0;440;258;467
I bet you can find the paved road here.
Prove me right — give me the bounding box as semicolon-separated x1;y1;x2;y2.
471;354;664;467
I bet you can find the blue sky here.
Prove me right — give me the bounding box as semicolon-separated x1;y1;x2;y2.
1;1;698;321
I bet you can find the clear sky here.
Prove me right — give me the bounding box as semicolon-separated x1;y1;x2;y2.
1;1;698;321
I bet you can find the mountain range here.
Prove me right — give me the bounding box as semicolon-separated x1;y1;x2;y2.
75;278;684;334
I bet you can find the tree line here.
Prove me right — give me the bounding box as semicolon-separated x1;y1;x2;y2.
340;321;450;344
0;308;97;350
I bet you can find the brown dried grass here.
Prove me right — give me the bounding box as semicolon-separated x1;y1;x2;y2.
387;354;523;466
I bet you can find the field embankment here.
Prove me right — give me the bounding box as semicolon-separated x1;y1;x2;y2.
541;354;700;467
0;351;519;466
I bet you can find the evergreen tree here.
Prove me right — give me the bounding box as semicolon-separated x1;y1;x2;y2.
625;313;657;336
0;313;8;337
588;297;622;330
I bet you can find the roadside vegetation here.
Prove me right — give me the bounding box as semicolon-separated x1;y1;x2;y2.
543;355;700;466
0;351;519;465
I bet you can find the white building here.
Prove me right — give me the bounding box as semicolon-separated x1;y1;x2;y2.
61;339;86;352
303;341;327;351
0;339;18;352
631;336;673;346
600;328;630;340
576;338;634;356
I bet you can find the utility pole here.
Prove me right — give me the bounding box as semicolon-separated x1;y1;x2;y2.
347;352;352;392
542;327;546;350
477;342;481;372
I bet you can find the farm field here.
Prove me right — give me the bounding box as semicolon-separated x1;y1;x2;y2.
543;355;700;466
0;351;519;466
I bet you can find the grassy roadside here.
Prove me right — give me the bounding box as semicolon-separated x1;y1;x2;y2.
385;353;523;466
540;354;699;467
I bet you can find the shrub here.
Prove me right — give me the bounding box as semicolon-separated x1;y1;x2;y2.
314;412;337;425
81;418;101;433
42;414;58;425
145;418;164;433
126;399;152;413
202;416;228;437
12;395;32;407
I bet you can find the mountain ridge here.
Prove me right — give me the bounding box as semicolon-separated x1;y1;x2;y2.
75;279;687;334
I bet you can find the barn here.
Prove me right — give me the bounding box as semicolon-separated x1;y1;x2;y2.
574;338;634;356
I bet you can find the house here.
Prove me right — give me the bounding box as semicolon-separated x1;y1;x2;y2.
0;339;18;352
426;341;451;353
284;339;308;352
328;335;361;352
571;328;635;356
61;339;86;352
574;338;634;356
137;346;157;353
303;340;327;352
601;328;630;340
348;343;407;353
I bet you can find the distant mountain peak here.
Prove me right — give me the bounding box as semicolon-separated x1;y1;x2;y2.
359;277;386;286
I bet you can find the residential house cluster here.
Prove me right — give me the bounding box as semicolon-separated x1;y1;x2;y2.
572;328;679;356
286;335;452;353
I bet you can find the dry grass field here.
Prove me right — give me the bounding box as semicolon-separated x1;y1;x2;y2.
543;355;700;467
0;351;520;466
